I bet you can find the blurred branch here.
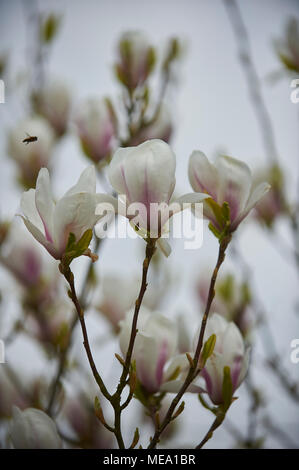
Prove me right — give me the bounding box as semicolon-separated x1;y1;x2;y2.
223;0;279;165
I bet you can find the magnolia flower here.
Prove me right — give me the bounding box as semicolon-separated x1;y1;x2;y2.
119;307;178;393
188;152;270;232
162;314;249;405
1;231;42;287
96;139;209;255
198;314;250;405
75;97;117;164
275;18;299;73
7;117;55;188
32;80;71;137
115;31;155;90
20;166;103;260
10;407;62;449
130;105;173;145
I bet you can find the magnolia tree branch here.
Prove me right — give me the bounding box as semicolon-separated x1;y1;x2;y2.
46;236;103;415
223;0;279;165
148;235;231;449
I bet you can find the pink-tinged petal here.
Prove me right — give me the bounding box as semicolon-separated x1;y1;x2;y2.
201;367;213;397
20;189;44;233
230;355;243;391
64;166;96;197
233;182;270;230
109;140;176;208
237;347;250;388
53;192;97;256
188;151;218;201
216;155;252;224
155;341;169;389
35;168;54;243
21;217;58;259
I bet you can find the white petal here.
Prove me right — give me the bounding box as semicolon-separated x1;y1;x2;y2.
109;140;176;207
20;189;43;232
21;217;58;258
216;155;252;224
188;151;218;200
234;182;270;229
35;168;55;242
53;192;97;255
157;238;172;257
64;166;96;197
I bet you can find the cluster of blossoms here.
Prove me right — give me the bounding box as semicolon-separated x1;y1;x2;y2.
18;138;269;430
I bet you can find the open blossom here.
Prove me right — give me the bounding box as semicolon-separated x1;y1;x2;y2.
188;152;270;232
75;97;117;165
96;139;209;255
162;314;249;404
115;31;156;90
20;166;103;260
10;407;62;449
7;117;55;187
32;80;71;137
275;18;299;73
119;307;178;393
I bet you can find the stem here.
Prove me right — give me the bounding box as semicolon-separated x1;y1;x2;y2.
148;235;231;449
196;410;225;449
47;237;102;415
118;238;156;391
110;238;156;448
60;263;111;402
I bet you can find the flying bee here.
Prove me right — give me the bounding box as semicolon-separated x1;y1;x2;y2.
22;133;38;145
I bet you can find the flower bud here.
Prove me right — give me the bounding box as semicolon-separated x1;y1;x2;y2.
8;117;55;188
275;18;299;73
119;307;177;393
76;97;117;165
198;314;250;405
115;31;156;90
32;80;71;137
188;151;270;233
10;407;62;448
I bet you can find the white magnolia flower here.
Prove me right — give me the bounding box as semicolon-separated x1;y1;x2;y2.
8;116;55;186
10;407;62;449
198;314;250;405
20;166;103;260
33;80;71;137
188;152;270;232
96;139;209;255
116;31;155;90
162;314;249;404
119;307;178;393
75;97;116;164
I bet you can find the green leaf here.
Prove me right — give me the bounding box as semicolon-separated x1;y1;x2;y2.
41;14;60;43
200;334;216;367
63;229;93;266
222;366;233;412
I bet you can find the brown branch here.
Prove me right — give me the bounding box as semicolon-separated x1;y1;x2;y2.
148;235;231;449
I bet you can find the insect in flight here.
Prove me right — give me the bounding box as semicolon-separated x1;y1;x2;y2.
22;133;38;145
